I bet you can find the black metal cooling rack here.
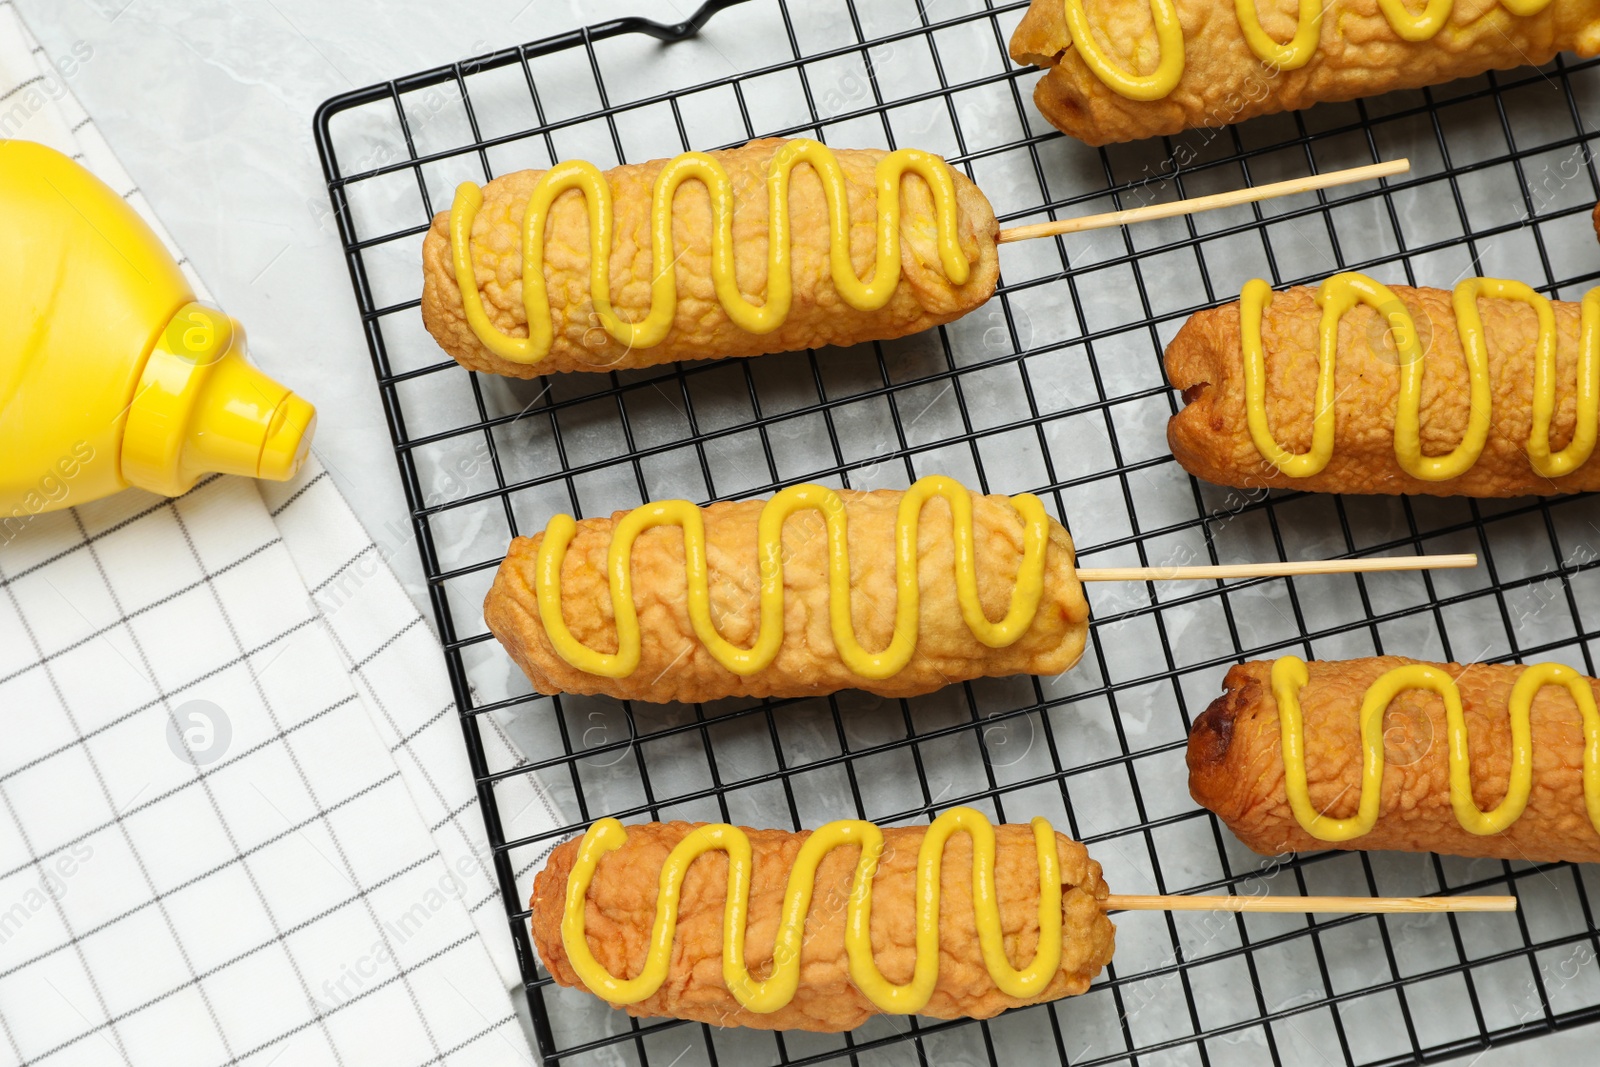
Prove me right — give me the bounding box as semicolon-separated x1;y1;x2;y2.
314;2;1600;1064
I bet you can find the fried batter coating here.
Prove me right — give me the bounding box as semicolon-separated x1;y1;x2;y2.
421;138;1000;376
1189;657;1600;863
484;488;1091;703
530;821;1116;1031
1009;0;1600;146
1165;283;1599;497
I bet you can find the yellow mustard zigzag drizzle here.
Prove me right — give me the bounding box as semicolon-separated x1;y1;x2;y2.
561;806;1065;1013
1240;273;1600;482
1271;655;1600;841
449;139;972;365
535;475;1051;680
1062;0;1556;101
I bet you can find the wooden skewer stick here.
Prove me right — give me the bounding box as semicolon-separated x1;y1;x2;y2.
1106;893;1516;915
996;158;1412;245
1075;552;1475;583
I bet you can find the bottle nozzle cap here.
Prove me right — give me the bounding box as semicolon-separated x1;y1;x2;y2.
122;304;317;497
257;392;316;482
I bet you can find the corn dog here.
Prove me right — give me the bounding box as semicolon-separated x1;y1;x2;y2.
483;476;1089;704
1189;656;1600;863
421;137;1000;377
530;808;1116;1031
1009;0;1600;146
1165;273;1600;497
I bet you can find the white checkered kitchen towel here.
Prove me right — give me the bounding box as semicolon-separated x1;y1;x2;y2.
0;6;560;1065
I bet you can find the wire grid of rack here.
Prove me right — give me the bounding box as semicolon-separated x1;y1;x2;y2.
313;2;1600;1064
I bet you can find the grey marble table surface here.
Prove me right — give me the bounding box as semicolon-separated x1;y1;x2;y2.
17;2;1598;1064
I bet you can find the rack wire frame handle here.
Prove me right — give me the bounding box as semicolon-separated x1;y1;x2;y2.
312;0;1600;1063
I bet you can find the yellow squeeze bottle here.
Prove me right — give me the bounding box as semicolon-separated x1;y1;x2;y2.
0;140;315;528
